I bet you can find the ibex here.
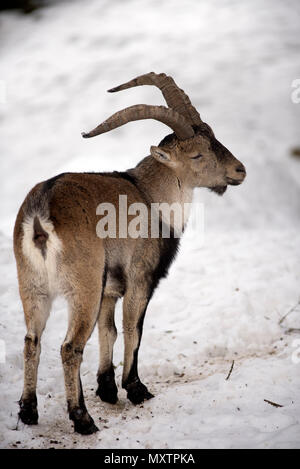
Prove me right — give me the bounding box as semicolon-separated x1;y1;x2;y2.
14;73;246;434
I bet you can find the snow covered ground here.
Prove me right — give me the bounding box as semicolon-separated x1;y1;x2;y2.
0;0;300;449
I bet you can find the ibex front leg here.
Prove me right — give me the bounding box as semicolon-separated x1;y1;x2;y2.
96;295;118;404
122;283;154;404
61;287;102;435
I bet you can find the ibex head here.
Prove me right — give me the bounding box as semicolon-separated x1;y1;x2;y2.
82;72;246;195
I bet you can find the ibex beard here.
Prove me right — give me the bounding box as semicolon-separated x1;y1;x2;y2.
14;72;246;435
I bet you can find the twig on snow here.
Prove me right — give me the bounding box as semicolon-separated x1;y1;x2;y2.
225;360;235;381
264;399;283;408
279;298;300;325
285;328;300;335
12;415;20;431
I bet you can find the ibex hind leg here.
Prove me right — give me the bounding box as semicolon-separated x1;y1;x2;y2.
61;256;105;435
19;284;52;426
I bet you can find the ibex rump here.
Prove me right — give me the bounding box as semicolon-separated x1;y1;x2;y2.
14;73;246;434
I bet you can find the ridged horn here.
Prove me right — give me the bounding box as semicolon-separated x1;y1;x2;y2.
82;104;194;140
108;72;202;126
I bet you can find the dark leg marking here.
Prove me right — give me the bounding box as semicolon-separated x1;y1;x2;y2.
123;306;154;405
19;393;38;425
96;365;118;404
69;407;98;435
68;376;98;435
126;354;154;405
61;342;98;435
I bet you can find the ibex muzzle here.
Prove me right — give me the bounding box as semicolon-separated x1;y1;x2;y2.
14;72;246;434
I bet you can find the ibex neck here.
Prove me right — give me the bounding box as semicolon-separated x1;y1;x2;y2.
129;156;193;232
129;156;191;204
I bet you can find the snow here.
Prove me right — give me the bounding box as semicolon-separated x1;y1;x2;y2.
0;0;300;449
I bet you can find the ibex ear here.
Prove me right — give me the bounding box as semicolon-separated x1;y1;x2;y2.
150;146;176;168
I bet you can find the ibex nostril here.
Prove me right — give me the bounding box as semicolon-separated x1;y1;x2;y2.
236;164;246;174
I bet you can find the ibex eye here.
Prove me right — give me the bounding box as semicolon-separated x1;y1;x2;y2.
191;154;203;160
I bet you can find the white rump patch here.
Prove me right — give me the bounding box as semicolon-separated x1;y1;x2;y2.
22;215;63;295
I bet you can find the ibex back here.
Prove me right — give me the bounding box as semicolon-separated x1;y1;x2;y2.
14;73;246;434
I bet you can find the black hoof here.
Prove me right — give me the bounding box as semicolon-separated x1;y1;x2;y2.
126;381;154;405
96;383;118;404
70;408;99;435
96;370;118;404
19;398;38;425
74;419;99;435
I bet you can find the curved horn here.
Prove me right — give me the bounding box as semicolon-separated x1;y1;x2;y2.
108;72;202;126
82;104;194;140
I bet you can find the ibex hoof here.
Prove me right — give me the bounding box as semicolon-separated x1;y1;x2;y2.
19;400;38;425
96;384;118;404
127;381;154;405
74;419;99;435
96;372;118;404
70;408;99;435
